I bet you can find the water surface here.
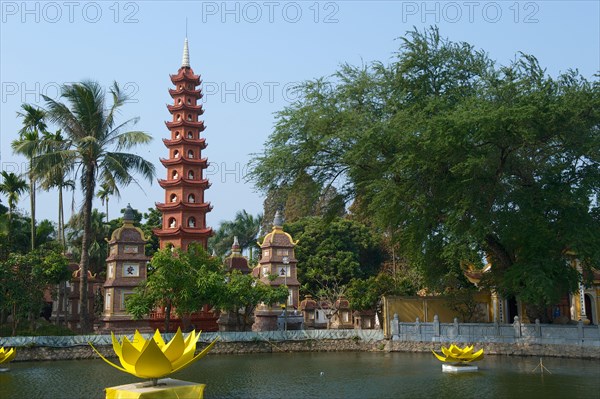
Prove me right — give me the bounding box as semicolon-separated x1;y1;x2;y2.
1;352;598;399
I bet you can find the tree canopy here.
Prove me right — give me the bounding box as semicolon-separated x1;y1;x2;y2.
249;27;600;312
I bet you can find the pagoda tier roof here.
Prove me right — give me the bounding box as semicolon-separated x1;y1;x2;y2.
169;87;202;99
156;201;212;212
165;120;205;130
154;226;213;238
167;103;204;114
158;177;210;189
160;157;208;167
170;68;201;84
162;137;207;148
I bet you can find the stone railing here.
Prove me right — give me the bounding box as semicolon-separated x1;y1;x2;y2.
0;329;385;348
390;314;600;347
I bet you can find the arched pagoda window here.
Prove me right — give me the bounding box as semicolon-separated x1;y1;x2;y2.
187;131;193;139
188;194;196;203
176;114;181;121
172;170;179;179
187;170;194;179
168;218;177;228
175;131;180;139
187;150;194;159
173;150;180;158
170;194;177;203
177;98;182;104
188;217;196;228
187;114;192;121
187;98;191;105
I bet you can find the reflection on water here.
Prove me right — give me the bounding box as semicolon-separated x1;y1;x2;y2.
0;352;598;399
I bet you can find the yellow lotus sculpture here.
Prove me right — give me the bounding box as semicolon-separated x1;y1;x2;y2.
432;344;484;363
90;328;217;381
0;347;16;364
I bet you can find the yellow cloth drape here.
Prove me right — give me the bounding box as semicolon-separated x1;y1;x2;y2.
105;378;205;399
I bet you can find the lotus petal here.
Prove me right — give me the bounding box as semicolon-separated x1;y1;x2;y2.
153;330;166;348
134;338;173;378
89;343;129;374
121;337;145;374
162;328;185;363
0;347;16;364
131;330;147;351
172;338;218;374
111;332;122;358
172;332;201;370
432;350;447;362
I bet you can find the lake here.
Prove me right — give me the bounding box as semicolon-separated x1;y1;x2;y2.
0;351;598;398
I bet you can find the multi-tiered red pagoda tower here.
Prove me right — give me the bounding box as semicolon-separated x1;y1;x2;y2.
155;38;212;250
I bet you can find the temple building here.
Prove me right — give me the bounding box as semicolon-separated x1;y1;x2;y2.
101;204;151;332
154;37;213;250
252;211;302;331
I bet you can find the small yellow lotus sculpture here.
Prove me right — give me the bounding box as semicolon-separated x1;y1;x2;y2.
90;328;217;381
0;347;16;364
432;344;484;363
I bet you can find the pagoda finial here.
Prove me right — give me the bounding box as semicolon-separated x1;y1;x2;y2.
181;37;190;68
231;236;241;255
273;210;283;229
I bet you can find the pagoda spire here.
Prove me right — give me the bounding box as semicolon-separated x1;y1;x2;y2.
181;37;190;68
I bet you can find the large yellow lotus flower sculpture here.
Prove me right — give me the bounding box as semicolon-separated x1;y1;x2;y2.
0;347;16;364
432;344;484;363
90;328;217;380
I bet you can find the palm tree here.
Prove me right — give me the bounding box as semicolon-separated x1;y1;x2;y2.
36;80;155;332
210;210;263;261
0;171;28;226
38;130;75;247
97;182;116;223
0;171;28;253
12;104;47;250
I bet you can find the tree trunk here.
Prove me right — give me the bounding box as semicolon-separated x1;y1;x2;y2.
58;186;64;247
78;165;96;333
164;302;172;333
29;174;36;250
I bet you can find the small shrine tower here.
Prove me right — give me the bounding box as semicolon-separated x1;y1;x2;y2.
102;204;151;332
252;211;301;331
154;38;212;250
224;236;251;274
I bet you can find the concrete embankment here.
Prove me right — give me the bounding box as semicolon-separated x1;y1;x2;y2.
9;338;600;362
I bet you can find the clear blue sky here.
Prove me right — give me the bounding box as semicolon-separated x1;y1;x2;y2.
1;1;599;229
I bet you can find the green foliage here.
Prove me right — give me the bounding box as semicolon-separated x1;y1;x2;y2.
0;248;70;335
286;216;384;295
249;27;600;307
126;244;223;329
347;272;417;312
209;210;263;261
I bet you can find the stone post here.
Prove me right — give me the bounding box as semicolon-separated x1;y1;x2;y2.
513;316;521;338
577;319;584;340
535;319;541;337
453;317;459;339
391;313;399;340
433;314;440;338
415;317;421;336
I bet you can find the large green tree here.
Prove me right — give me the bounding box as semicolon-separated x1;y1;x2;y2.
250;28;600;316
126;244;223;332
35;81;155;332
285;216;384;296
0;248;70;335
